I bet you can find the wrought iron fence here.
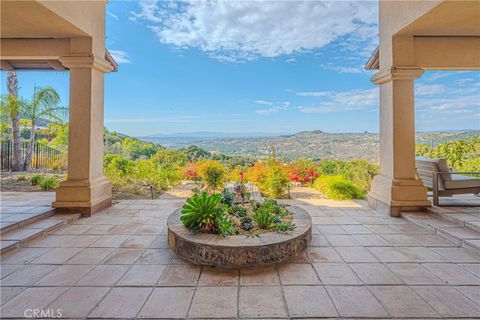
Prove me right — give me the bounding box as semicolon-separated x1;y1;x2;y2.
0;140;65;171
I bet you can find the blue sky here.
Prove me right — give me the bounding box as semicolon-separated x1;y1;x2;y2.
1;1;479;136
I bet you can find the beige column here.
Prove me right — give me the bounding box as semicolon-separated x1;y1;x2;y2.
53;54;112;215
368;66;431;216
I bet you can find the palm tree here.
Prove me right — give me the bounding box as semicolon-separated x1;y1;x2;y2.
6;71;23;171
20;86;66;171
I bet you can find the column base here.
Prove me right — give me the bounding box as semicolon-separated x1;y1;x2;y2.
367;175;431;217
53;176;112;217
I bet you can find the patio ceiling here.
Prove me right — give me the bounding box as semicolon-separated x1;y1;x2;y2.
0;0;117;72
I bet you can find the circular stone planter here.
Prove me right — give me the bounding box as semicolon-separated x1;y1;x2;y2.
167;205;312;269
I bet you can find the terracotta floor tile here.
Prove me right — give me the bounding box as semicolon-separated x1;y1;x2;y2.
102;248;144;264
135;248;174;264
47;286;109;318
277;263;320;285
1;287;67;318
431;247;480;263
189;286;237;318
0;247;51;264
240;266;279;285
118;265;166;286
88;287;152;318
386;263;444;285
148;235;169;248
1;264;57;286
198;267;239;286
327;286;388;318
370;285;438;317
335;246;379;262
66;247;115;264
413;286;480;317
325;234;361;246
306;247;343;263
313;262;361;285
31;247;83;264
158;264;201;286
138;287;194;318
283;285;338;318
423;263;480;285
121;235;156;248
35;264;93;286
350;263;403;285
0;286;25;306
239;286;287;318
75;265;129;286
90;234;129;247
460;263;480;277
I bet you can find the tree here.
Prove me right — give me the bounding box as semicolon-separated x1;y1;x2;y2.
20;86;66;171
432;141;475;170
6;72;22;171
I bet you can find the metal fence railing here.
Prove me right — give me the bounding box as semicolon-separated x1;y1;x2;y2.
0;140;65;171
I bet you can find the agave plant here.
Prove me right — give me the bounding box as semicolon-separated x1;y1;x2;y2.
180;192;223;233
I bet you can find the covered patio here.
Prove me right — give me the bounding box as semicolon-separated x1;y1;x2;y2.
1;187;480;318
365;0;480;216
1;0;117;215
1;0;480;319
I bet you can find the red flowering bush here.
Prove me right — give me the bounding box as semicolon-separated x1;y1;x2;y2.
287;159;320;186
182;163;199;180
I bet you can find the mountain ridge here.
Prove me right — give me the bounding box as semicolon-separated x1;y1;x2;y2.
140;129;479;163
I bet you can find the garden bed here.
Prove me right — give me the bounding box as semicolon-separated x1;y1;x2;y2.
167;205;312;268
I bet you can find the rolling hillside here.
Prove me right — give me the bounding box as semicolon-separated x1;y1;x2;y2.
141;130;479;163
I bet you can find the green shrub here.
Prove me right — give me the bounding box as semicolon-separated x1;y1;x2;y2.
180;192;223;233
17;174;28;181
249;160;289;198
31;174;44;185
228;205;247;217
39;177;59;190
198;160;226;193
253;203;275;229
214;213;236;237
313;175;364;200
221;188;235;207
275;221;296;232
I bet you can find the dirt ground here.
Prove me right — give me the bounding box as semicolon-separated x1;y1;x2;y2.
1;172;158;200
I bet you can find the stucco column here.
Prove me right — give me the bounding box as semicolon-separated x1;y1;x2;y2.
368;66;430;216
53;54;112;215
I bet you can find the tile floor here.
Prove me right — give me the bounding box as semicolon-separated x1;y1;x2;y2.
1;187;480;319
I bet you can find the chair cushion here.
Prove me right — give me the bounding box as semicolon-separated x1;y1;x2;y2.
444;175;480;189
433;158;452;181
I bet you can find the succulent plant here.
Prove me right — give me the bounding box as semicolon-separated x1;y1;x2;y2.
220;188;235;207
180;192;223;233
228;205;247;217
241;217;254;231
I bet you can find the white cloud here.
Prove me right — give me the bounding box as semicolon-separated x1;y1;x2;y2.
296;91;332;97
109;50;131;64
131;0;378;61
107;11;119;20
415;84;445;96
456;78;475;85
254;100;273;106
255;101;290;115
298;88;378;113
321;63;363;74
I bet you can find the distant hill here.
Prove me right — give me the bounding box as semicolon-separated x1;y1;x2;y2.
140;130;479;163
146;131;285;138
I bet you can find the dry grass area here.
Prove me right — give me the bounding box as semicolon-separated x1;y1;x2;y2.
0;172;161;200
